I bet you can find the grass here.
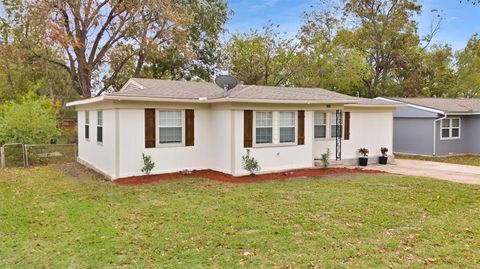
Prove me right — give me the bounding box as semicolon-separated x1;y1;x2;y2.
396;153;480;167
1;165;480;268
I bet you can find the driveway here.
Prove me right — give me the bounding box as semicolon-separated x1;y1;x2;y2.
371;159;480;185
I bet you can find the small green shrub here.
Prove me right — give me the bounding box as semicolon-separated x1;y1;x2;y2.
141;153;155;175
320;148;330;169
241;149;260;176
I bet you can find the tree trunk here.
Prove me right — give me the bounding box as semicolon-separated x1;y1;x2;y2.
134;52;146;77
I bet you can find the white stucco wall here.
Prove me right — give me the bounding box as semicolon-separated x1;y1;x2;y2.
313;111;393;160
77;109;116;177
116;108;213;178
231;110;314;176
208;110;233;173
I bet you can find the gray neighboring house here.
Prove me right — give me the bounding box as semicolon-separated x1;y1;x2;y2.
377;97;480;156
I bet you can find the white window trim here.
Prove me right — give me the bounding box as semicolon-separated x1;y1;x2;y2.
85;111;90;141
156;110;185;148
279;111;297;145
97;110;103;145
314;112;327;139
314;110;344;141
440;117;461;140
253;111;274;146
253;111;297;147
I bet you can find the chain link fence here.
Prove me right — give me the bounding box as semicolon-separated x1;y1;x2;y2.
0;143;76;168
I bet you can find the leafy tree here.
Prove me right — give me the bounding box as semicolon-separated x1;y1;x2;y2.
421;44;456;97
295;0;369;95
456;34;480;98
0;2;77;104
343;0;422;97
2;0;229;97
225;24;297;86
109;0;229;89
0;96;60;145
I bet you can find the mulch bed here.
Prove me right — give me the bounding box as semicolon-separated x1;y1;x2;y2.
115;167;385;185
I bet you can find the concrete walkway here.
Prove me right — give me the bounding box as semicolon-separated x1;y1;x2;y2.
370;159;480;185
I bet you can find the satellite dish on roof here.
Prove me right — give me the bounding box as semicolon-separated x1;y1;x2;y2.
215;75;238;95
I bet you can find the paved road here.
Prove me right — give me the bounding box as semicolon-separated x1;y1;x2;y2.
371;159;480;185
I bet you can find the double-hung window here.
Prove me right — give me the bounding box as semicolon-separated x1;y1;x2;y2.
85;111;90;140
314;112;327;138
255;111;273;144
279;112;296;143
159;111;183;144
441;118;460;139
330;111;343;138
97;110;103;143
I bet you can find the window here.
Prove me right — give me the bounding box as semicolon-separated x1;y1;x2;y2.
85;111;90;140
159;111;182;144
255;111;273;144
97;110;103;143
441;118;460;139
279;112;296;143
314;112;327;138
330;111;343;138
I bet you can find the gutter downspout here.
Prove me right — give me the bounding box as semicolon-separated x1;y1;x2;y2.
433;114;447;156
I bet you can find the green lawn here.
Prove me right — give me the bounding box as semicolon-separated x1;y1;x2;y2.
1;165;480;268
396;154;480;167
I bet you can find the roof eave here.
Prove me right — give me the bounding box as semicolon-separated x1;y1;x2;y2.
344;104;405;108
66;96;106;107
377;97;445;115
444;112;480;116
67;95;361;106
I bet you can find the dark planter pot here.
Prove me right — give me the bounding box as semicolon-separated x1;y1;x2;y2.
379;156;388;165
359;157;368;166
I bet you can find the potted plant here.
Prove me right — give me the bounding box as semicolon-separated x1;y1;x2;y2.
379;147;388;165
358;148;369;166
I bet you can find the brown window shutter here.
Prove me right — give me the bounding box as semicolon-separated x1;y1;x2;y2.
145;109;156;148
244;110;253;148
185;109;195;146
344;112;351;140
298;110;305;145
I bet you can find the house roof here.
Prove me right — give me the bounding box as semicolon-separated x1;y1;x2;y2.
111;78;358;102
383;97;480;114
67;78;398;107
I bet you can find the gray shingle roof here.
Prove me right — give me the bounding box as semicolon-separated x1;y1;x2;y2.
389;98;480;113
103;78;397;107
108;78;357;102
109;78;229;99
226;84;356;101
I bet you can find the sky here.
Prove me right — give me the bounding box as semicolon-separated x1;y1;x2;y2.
226;0;480;51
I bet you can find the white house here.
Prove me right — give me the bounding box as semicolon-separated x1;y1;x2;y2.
67;78;397;180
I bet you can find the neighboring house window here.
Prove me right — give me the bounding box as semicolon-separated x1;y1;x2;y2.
85;111;90;140
279;111;296;143
97;110;103;143
441;118;460;139
159;111;182;144
314;112;327;138
255;111;273;144
330;111;343;138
